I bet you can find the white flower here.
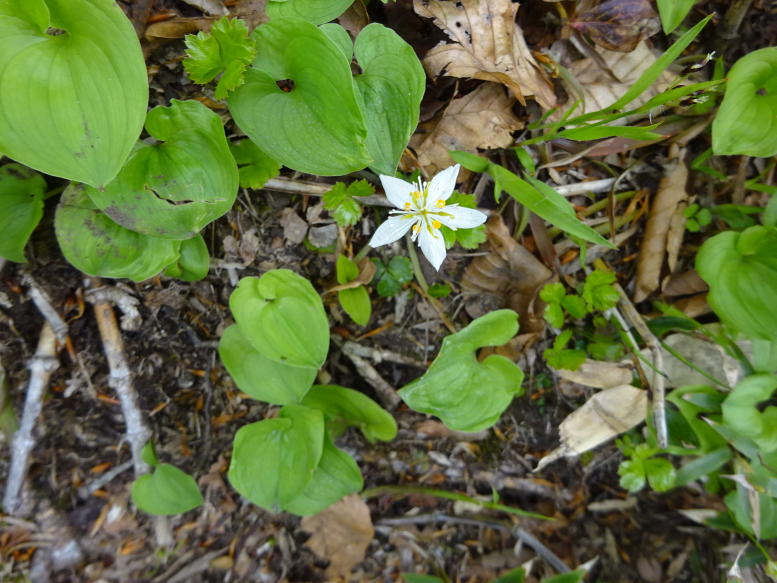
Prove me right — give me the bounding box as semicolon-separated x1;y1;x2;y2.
368;165;487;270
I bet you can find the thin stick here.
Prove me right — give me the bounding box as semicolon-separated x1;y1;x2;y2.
3;323;59;515
21;272;68;342
90;281;151;476
263;177;392;207
340;341;401;409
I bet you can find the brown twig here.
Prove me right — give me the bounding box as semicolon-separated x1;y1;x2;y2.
339;341;401;409
21;271;68;342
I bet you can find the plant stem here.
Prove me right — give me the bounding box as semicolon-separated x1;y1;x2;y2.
405;233;428;292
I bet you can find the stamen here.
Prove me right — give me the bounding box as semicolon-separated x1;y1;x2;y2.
435;200;445;208
403;202;411;210
412;223;420;233
432;219;441;229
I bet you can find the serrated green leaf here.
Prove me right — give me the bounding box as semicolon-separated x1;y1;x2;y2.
696;225;777;342
0;164;46;262
0;0;147;187
644;457;676;492
353;24;425;175
228;18;370;175
301;384;397;442
454;225;486;249
229;139;280;189
55;184;180;282
184;17;255;99
324;182;373;227
618;459;646;492
561;295;587;319
582;270;619;311
229;270;330;369
228;405;324;511
266;0;352;24
544;303;565;329
282;432;363;515
131;464;203;516
657;0;696;33
86;100;238;240
399;310;524;432
540;282;565;304
712;47;777;157
387;255;413;283
218;324;317;405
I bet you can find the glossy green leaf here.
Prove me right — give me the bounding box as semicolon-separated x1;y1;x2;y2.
55;184;180;282
353;24;425;175
722;374;777;453
229;139;280;189
165;235;209;282
228;405;324;511
282;432;363;515
183;16;255;99
229;270;330;369
266;0;352;24
218;324;317;405
0;164;46;262
713;47;777;157
319;22;353;60
301;384;398;442
657;0;696;33
0;0;147;187
131;464;203;516
338;287;371;326
87;100;238;240
228;18;370;175
696;225;777;341
399;310;524;432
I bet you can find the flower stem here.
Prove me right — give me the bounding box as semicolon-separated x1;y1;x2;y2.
405;233;428;292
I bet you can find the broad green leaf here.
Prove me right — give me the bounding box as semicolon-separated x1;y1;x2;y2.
353;24;425;175
712;47;777;157
229;139;280;190
339;286;371;326
131;464;203;516
674;447;732;486
282;433;363;515
696;226;777;342
228;405;324;511
657;0;696;33
266;0;352;24
301;384;398;442
164;234;209;282
218;325;316;404
487;163;614;248
0;164;46;262
183;16;255;99
229;270;330;369
228;18;370;175
324;180;374;227
319;22;353;60
722;374;777;453
0;0;147;187
87;100;238;240
55;184;180;282
399;310;524;432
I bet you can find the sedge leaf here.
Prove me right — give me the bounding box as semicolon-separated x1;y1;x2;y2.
657;0;696;33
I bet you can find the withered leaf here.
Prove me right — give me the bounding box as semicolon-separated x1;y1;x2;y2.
568;0;660;53
414;0;556;109
416;83;523;173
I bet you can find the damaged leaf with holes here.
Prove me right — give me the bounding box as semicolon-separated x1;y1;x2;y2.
85;100;238;240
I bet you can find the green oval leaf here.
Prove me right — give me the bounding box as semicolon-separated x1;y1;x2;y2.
722;374;777;452
713;47;777;158
229;270;330;369
282;433;363;515
55;184;180;282
228;405;324;511
266;0;352;25
131;463;203;516
338;286;372;326
86;100;237;239
218;324;317;405
399;310;525;432
301;384;398;442
0;0;147;187
0;164;46;262
696;225;777;342
228;18;370;175
164;234;210;282
353;23;425;175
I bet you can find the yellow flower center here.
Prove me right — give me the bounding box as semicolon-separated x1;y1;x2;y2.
436;200;446;208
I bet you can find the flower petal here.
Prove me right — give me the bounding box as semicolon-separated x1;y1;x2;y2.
417;222;447;271
379;174;415;209
435;205;488;230
369;215;416;248
427;164;460;204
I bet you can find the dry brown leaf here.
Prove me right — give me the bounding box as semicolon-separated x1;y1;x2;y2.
662;270;708;297
415;83;523;173
461;215;554;337
654;333;745;388
279;208;308;245
555;359;634;389
634;154;689;302
665;200;688;273
180;0;228;16
301;494;374;579
145;17;214;39
535;385;647;472
568;0;660;53
414;0;555;109
338;0;369;37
